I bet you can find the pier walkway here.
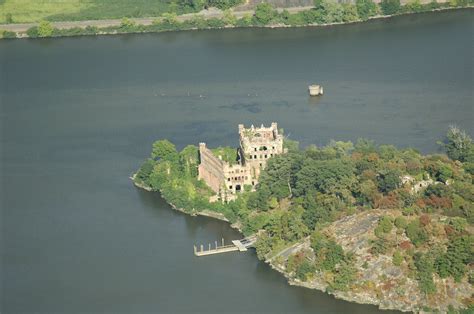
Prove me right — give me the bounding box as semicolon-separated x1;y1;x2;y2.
194;235;257;257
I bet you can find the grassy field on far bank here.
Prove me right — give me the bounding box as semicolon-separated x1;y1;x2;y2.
0;0;189;23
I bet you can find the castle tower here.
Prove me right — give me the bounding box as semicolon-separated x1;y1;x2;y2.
238;122;284;179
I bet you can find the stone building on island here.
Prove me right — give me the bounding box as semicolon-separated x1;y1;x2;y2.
198;122;286;201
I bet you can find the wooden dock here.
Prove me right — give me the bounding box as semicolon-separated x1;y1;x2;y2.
194;236;255;257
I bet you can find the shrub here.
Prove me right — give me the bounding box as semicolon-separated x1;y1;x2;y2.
342;3;360;22
5;13;13;24
207;0;243;10
254;3;276;25
330;260;356;291
136;159;155;184
380;0;401;15
38;20;54;37
370;238;388;255
414;253;436;294
377;169;401;193
405;219;428;247
404;0;423;12
443;126;473;162
236;14;253;27
0;29;16;39
393;251;403;266
26;26;39;38
296;260;316;281
255;233;273;260
356;0;377;20
374;216;393;237
222;9;237;25
394;216;407;229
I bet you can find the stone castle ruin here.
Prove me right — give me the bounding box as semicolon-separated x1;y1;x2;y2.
198;122;286;201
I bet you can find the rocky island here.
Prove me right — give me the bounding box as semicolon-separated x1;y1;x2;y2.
133;123;473;313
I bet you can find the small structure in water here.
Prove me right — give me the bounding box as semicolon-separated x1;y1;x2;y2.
308;84;324;96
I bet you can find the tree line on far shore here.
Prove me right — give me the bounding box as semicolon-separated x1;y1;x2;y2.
1;0;472;39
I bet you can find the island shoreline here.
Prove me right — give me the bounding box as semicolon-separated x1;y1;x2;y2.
130;175;409;313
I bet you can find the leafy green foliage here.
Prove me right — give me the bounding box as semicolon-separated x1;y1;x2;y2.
38;20;54;37
310;231;356;291
295;159;355;197
17;1;473;40
136;159;155;183
414;253;436;294
330;260;356;291
403;0;423;12
120;17;136;30
254;3;277;24
26;26;40;38
435;235;473;282
5;13;13;23
302;196;330;230
296;259;316;281
377;169;401;193
0;29;16;39
405;219;428;247
211;146;238;165
370;238;388;255
208;0;243;10
311;231;345;271
380;0;401;14
135;129;473;297
394;216;407;229
393;251;403;266
255;232;273;260
152;139;178;162
356;0;377;20
374;216;393;237
222;9;237;25
443;126;474;162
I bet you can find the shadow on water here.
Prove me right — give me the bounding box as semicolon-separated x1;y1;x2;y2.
134;186;242;241
308;95;323;106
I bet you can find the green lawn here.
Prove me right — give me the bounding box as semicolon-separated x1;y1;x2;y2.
0;0;194;23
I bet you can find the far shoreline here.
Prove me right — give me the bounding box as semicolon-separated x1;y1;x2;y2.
0;6;472;40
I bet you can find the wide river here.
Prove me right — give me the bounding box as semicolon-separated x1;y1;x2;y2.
1;9;472;314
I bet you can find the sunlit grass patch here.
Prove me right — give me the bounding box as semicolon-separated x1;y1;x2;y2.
0;0;89;23
0;0;191;23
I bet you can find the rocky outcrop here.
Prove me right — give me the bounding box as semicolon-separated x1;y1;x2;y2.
268;210;473;313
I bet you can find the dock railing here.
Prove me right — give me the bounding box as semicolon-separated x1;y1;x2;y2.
194;236;256;257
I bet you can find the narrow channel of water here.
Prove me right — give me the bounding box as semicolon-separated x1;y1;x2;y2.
1;9;472;313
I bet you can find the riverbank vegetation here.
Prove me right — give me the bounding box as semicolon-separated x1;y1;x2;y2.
134;126;473;311
1;1;473;39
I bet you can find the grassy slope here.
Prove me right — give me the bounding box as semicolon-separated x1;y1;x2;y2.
0;0;192;23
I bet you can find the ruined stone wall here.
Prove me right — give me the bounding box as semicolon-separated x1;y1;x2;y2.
198;123;286;200
198;143;225;194
223;163;254;193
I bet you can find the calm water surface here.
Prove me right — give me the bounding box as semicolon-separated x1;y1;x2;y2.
1;9;473;313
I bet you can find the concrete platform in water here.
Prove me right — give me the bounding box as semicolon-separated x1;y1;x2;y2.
308;84;324;96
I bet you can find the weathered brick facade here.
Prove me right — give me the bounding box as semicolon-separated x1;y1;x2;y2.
198;123;286;201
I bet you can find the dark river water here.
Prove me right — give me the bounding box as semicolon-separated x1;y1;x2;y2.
1;9;473;313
